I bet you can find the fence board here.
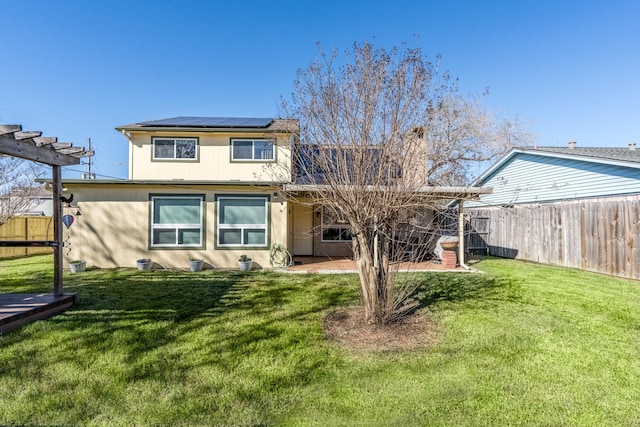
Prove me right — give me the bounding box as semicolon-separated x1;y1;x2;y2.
0;217;54;258
466;195;640;280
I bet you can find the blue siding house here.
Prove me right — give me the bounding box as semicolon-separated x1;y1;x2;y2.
462;142;640;280
467;143;640;207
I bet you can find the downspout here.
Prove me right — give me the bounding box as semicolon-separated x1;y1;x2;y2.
458;199;470;270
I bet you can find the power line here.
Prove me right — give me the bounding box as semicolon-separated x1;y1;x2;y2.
0;106;89;140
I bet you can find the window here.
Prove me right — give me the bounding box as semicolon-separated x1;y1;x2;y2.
231;139;274;161
152;138;198;160
150;195;204;247
321;207;352;242
217;196;269;247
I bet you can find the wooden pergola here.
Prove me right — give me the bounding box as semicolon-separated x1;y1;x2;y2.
0;124;93;296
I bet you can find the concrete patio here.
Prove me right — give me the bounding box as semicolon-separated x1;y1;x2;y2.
286;256;472;274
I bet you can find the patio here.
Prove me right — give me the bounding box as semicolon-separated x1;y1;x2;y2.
286;256;472;274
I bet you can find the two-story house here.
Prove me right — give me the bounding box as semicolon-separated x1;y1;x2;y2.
60;117;299;269
60;116;490;270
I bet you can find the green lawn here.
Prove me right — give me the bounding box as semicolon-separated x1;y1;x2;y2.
0;255;639;426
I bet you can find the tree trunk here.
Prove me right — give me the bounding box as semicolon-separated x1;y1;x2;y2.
353;223;391;324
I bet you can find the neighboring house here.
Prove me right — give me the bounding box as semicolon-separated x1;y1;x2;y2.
463;142;640;279
58;116;488;269
6;186;53;216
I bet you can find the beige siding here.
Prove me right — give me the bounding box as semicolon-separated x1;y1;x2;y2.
63;184;288;269
127;131;291;182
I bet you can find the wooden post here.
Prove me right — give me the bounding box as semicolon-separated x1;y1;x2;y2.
52;165;63;296
458;200;465;267
1;124;90;296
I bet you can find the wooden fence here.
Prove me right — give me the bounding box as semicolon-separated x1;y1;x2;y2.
0;216;54;258
465;195;640;280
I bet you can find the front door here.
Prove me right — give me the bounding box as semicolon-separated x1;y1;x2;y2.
292;205;314;256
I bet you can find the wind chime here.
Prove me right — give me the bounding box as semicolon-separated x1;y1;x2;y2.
60;193;82;255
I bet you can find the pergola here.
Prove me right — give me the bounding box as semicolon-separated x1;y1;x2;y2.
0;124;93;295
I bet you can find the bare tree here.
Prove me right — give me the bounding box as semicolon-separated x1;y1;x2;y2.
0;155;46;225
279;42;531;324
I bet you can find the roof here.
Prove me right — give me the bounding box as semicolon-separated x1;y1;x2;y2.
473;145;640;186
10;186;52;199
116;117;298;133
531;146;640;164
285;184;492;200
38;179;288;186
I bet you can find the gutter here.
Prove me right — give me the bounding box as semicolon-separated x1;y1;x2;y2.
36;178;288;186
285;183;493;196
115;126;294;134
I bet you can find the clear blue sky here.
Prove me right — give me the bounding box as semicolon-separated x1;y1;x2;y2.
2;0;639;179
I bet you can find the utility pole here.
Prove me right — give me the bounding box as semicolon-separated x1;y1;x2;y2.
87;138;93;179
83;138;95;179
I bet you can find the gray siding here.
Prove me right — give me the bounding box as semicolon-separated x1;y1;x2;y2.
467;153;640;207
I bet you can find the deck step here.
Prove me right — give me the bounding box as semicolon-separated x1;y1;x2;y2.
0;293;77;334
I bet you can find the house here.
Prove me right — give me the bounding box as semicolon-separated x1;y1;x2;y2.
58;116;490;270
6;186;53;216
0;186;53;216
463;142;640;279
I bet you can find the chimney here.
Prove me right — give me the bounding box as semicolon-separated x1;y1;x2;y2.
629;142;636;151
568;141;577;149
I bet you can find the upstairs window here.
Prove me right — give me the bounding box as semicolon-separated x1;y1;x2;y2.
153;138;198;160
231;139;274;161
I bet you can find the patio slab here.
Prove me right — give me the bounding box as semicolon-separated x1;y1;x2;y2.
286;257;471;274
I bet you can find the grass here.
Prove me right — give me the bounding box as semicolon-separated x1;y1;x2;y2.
0;255;639;426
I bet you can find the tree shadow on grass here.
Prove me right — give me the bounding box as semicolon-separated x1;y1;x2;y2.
0;262;362;425
410;271;522;310
38;270;355;375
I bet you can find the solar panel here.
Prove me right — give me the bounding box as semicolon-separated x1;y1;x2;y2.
137;117;274;128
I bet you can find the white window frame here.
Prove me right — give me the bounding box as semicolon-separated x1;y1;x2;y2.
152;137;198;160
150;195;204;248
230;139;275;161
321;207;352;242
217;196;269;247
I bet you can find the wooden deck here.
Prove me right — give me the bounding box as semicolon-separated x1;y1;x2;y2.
0;293;76;334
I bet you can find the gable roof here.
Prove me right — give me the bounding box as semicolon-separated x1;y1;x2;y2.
531;146;640;164
116;117;298;133
473;145;640;186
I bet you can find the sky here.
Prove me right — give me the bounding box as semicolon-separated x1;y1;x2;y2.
2;0;639;179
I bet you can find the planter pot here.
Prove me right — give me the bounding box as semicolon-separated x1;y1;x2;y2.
440;241;459;250
238;260;253;272
137;258;152;271
69;259;86;273
439;236;459;250
189;259;204;272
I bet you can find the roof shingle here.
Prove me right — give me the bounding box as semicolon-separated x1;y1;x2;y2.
530;146;640;164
